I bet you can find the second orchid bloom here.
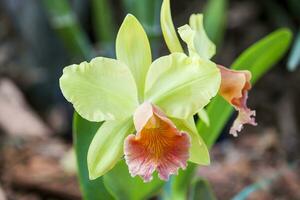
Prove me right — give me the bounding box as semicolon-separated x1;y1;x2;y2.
161;0;256;137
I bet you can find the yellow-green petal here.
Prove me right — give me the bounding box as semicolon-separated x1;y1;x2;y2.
88;118;134;180
178;14;215;60
160;0;183;53
116;14;151;101
172;117;210;165
59;57;138;122
145;53;221;119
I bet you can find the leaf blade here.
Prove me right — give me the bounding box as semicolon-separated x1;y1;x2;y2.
203;0;228;47
73;113;114;200
190;178;216;200
160;0;184;53
103;161;164;200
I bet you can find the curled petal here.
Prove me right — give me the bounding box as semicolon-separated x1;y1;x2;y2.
178;14;216;60
124;102;190;182
160;0;184;53
218;65;257;137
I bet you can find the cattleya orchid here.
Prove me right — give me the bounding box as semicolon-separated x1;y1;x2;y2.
59;14;221;182
161;0;257;137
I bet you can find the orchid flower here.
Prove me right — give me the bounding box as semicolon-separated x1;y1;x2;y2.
59;14;221;182
161;0;257;136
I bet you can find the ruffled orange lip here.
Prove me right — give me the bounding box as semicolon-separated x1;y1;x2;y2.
124;102;190;182
218;65;257;136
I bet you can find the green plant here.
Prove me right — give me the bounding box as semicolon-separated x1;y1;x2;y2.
48;0;292;199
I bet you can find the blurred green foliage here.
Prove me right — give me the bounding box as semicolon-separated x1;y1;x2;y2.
92;0;116;43
288;31;300;71
42;0;93;60
190;178;216;200
203;0;228;48
103;161;163;200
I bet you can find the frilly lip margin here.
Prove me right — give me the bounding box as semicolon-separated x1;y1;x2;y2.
218;65;257;137
124;102;190;182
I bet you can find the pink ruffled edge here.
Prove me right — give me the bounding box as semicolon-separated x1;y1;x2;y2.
218;65;257;137
124;102;190;182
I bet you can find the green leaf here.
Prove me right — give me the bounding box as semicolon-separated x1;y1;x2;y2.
198;96;232;148
162;164;196;200
73;113;113;200
172;165;196;200
197;109;210;126
59;57;139;122
197;28;292;147
88;118;134;180
145;53;221;119
160;0;184;53
231;28;292;82
163;166;215;200
203;0;228;47
190;178;216;200
287;30;300;71
92;0;116;43
116;14;152;101
42;0;93;60
103;160;164;200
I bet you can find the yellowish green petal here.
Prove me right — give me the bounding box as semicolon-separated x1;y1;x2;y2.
178;14;215;59
172;117;210;165
197;109;210;126
116;14;151;101
160;0;183;53
88;118;134;180
177;25;197;57
59;57;138;122
145;53;221;119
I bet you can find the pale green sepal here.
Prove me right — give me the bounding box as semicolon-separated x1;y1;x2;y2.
116;14;152;101
172;117;210;165
145;53;221;119
161;0;184;53
59;57;139;122
189;14;216;59
178;14;216;60
197;109;210;126
87;118;134;180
